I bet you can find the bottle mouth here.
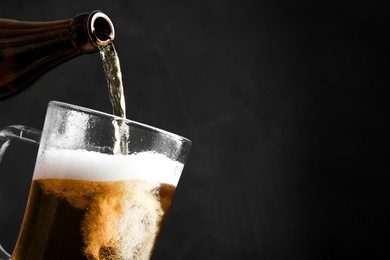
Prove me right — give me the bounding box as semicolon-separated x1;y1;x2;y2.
88;11;115;47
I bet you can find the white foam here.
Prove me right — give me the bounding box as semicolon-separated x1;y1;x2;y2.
33;149;184;186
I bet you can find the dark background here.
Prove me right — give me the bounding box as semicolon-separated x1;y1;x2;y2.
0;0;388;259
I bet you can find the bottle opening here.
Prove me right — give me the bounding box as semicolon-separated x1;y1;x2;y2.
89;11;115;47
94;17;112;41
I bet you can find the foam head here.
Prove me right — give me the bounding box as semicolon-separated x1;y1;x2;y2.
33;149;184;186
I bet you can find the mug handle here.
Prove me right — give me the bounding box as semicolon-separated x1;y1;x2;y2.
0;125;41;260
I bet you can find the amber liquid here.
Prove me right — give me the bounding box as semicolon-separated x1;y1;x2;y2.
99;42;126;119
99;42;128;155
12;179;175;259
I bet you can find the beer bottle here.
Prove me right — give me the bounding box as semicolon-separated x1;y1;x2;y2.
0;11;115;99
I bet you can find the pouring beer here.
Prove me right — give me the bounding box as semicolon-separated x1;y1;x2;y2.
0;10;191;260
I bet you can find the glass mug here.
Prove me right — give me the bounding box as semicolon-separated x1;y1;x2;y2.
0;101;191;260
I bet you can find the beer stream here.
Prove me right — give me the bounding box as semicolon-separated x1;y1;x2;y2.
99;43;129;155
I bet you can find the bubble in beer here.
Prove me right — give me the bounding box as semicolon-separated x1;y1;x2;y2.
25;149;183;259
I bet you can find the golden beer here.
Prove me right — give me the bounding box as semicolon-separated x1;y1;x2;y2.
0;101;191;259
12;149;182;260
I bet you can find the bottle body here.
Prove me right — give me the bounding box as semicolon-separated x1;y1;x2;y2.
0;11;114;99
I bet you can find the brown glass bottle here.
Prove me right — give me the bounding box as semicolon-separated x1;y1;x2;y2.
0;11;115;99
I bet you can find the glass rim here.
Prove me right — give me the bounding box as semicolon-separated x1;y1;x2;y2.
48;100;192;145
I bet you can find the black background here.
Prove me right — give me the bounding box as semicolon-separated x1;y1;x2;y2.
0;0;388;259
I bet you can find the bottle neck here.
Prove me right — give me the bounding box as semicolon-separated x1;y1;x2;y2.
0;11;115;53
0;11;115;99
71;11;115;53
